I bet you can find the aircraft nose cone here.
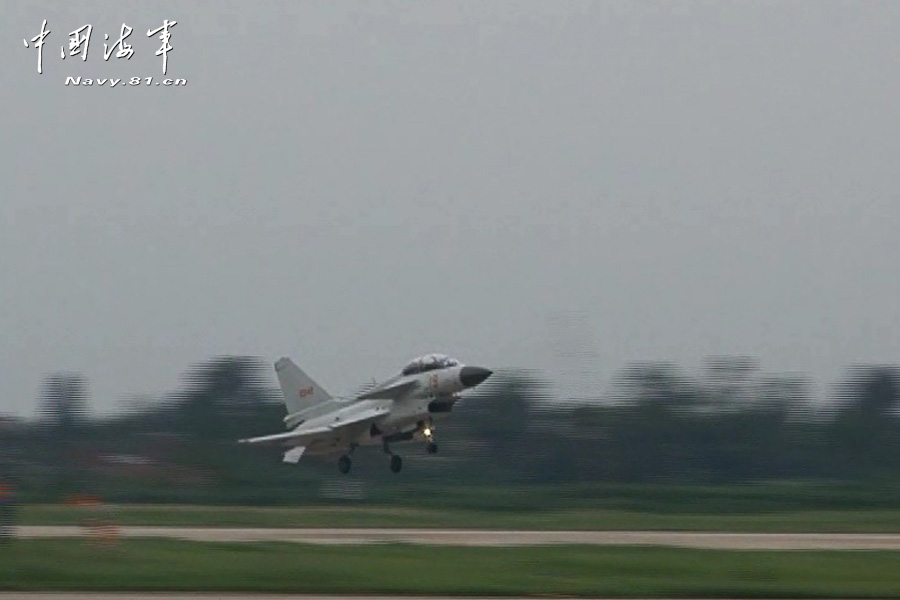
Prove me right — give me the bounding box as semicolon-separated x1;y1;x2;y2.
460;366;493;388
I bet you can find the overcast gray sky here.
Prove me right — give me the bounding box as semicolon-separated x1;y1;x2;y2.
2;1;899;417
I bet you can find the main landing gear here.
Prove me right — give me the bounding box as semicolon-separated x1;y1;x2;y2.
337;444;357;474
383;441;403;473
336;422;439;474
390;454;403;473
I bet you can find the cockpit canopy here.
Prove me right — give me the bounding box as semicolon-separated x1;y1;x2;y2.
401;353;460;376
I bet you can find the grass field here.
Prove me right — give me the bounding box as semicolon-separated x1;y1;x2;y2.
1;539;899;597
17;481;900;531
17;503;900;532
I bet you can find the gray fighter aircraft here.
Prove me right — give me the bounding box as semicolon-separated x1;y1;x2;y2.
239;353;492;473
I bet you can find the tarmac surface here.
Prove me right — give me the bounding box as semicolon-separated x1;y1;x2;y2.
0;596;392;600
0;597;823;600
0;596;707;600
0;597;559;600
14;526;900;549
2;596;618;600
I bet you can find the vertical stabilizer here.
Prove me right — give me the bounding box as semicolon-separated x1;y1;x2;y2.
274;357;332;416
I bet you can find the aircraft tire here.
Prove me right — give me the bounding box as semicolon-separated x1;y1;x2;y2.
427;442;438;454
338;455;352;474
390;454;402;473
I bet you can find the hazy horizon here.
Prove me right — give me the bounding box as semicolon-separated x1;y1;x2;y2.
3;1;898;418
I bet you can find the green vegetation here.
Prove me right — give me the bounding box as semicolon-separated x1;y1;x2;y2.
16;479;900;531
17;503;900;532
2;539;900;597
4;356;900;518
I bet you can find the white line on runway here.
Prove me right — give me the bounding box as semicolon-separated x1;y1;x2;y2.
12;527;900;549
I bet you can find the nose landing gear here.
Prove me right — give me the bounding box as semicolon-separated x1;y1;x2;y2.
422;422;438;454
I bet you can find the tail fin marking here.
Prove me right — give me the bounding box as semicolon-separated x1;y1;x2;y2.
274;357;332;416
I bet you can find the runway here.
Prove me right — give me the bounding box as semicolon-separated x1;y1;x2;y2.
14;526;900;549
0;596;670;600
0;597;574;600
1;596;623;600
0;596;393;600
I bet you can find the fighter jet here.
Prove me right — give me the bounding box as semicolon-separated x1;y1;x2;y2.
239;353;492;474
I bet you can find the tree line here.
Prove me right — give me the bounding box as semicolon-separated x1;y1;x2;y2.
1;355;898;504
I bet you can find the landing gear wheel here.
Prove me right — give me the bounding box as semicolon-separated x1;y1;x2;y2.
426;442;438;454
390;454;403;473
338;455;352;474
